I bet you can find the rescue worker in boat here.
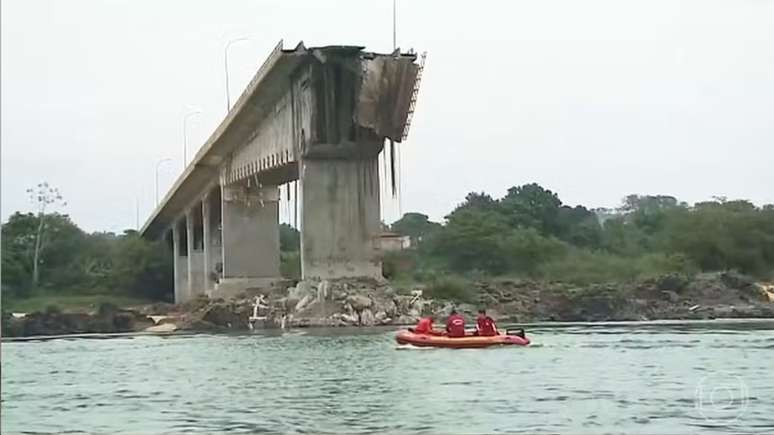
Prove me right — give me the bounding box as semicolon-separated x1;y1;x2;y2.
475;309;499;336
445;309;467;338
410;316;441;335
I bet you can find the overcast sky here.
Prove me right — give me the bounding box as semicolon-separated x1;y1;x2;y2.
2;0;773;233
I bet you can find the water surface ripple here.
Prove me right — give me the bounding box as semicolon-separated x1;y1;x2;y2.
3;321;774;433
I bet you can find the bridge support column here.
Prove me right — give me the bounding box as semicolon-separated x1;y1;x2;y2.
201;187;223;295
202;192;213;294
172;218;189;303
299;158;382;279
186;207;205;300
218;183;280;294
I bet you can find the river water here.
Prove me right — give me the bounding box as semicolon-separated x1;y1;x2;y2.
2;320;773;434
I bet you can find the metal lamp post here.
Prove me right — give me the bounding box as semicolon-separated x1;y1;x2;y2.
224;37;249;113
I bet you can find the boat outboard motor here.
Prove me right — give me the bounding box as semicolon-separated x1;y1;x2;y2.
507;328;526;338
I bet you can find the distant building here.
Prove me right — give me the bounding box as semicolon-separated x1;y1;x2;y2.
379;232;411;251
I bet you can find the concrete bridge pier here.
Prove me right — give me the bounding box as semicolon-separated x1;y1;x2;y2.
186;208;205;298
216;183;281;294
299;157;381;280
201;187;223;296
172;219;188;302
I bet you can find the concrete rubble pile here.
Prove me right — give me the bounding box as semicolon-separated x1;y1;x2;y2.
172;278;455;331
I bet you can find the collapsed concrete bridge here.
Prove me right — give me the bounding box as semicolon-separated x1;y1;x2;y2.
140;41;422;303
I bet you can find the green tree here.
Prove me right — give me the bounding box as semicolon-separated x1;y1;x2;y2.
26;183;66;287
661;201;774;275
279;223;300;252
499;183;563;234
452;192;499;214
555;205;602;248
620;194;682;213
108;231;173;300
1;211;174;301
1;212;84;293
600;216;651;256
2;212;38;293
391;212;442;244
430;207;512;274
500;227;568;275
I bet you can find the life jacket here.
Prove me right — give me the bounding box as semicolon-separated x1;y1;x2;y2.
446;314;466;337
477;315;497;336
414;317;433;334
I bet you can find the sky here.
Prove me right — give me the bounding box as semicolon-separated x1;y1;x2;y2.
2;0;773;233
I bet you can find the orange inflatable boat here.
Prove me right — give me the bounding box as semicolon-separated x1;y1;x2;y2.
395;329;530;348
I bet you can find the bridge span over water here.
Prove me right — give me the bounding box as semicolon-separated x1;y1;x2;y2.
141;41;421;303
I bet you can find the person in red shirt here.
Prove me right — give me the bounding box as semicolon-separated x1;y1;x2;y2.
446;309;467;338
411;316;438;335
475;309;499;336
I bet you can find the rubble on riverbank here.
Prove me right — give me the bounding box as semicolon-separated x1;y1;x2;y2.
143;271;774;332
165;277;444;331
3;272;773;337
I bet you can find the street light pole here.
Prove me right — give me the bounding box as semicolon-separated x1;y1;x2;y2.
183;110;201;169
393;0;397;50
224;37;249;113
155;158;173;206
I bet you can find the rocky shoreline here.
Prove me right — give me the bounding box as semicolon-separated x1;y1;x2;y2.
3;272;773;338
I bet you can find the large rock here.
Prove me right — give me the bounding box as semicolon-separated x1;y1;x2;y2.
290;280;316;300
179;295;211;313
341;312;359;325
332;289;349;301
374;311;392;325
393;295;414;313
144;323;178;333
282;296;299;312
359;309;376;326
318;280;330;301
372;299;397;317
346;295;372;312
394;294;430;316
202;303;247;329
295;294;314;312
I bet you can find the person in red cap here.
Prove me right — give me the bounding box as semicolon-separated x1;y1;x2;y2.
445;309;467;338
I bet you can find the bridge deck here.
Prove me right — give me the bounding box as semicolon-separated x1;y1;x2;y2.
141;41;417;239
